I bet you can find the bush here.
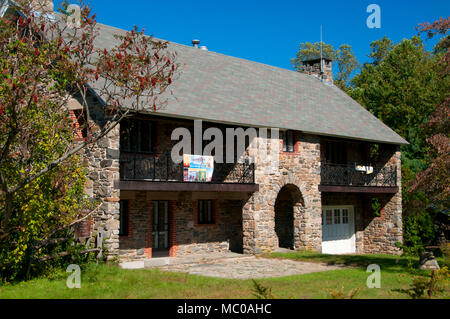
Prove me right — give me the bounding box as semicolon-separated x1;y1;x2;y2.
251;280;276;299
392;267;449;299
327;286;360;299
0;156;94;282
402;211;438;255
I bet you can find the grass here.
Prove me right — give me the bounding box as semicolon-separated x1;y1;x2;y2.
0;253;448;299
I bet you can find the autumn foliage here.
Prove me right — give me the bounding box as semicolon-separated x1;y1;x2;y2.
0;0;177;280
411;17;450;209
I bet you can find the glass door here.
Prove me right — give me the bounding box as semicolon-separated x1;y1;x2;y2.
152;201;169;251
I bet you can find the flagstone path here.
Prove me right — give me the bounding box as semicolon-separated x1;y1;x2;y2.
137;252;347;279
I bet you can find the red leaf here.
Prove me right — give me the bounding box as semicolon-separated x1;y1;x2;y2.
168;78;172;84
33;95;37;103
35;48;40;56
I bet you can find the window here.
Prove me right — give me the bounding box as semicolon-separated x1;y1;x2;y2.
120;119;154;153
198;200;214;224
334;209;341;224
342;209;349;224
71;109;87;139
325;210;332;225
152;201;169;250
119;200;129;236
325;141;347;164
283;130;295;152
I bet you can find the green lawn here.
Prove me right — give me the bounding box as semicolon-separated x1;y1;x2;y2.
0;253;448;299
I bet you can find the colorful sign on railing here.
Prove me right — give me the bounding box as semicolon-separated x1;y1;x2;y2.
183;154;214;182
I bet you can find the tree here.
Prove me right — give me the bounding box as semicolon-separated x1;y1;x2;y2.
350;36;448;173
292;41;359;90
410;18;450;211
368;36;393;65
334;44;360;89
349;22;449;251
0;0;178;279
291;42;337;70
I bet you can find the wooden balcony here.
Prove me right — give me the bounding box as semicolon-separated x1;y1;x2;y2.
319;163;398;194
115;152;258;193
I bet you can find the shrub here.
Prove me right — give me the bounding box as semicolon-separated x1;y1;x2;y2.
327;286;360;299
251;280;276;299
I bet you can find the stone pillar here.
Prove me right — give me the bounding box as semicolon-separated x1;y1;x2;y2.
242;195;257;254
363;145;403;254
85;123;121;260
242;133;322;254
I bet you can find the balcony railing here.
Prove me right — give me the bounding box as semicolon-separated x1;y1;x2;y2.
120;152;255;184
321;163;397;187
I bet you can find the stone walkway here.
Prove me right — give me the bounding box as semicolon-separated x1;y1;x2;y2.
120;252;347;279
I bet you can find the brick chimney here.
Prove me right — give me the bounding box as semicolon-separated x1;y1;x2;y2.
30;0;54;12
302;57;333;84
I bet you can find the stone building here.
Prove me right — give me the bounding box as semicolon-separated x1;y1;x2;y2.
79;24;407;259
0;0;408;264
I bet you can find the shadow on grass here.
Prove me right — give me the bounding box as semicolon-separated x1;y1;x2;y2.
266;252;426;274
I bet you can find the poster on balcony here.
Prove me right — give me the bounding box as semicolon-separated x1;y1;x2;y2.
183;154;214;182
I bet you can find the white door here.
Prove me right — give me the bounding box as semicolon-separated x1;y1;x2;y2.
322;206;355;254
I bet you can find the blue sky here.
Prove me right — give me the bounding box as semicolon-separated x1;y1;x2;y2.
77;0;448;72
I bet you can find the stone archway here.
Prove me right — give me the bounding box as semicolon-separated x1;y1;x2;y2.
274;184;304;250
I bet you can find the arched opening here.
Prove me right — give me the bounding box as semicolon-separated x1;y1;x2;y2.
275;184;303;249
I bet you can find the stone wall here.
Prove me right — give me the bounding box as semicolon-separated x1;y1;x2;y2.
363;146;403;254
321;145;403;255
243;132;322;254
118;191;248;259
82;95;121;260
84;112;402;258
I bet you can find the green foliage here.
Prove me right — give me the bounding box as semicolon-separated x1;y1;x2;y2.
251;280;276;299
402;212;437;256
327;286;360;299
371;198;381;217
0;11;93;280
0;156;93;281
392;267;449;299
292;41;359;89
350;36;448;167
291;42;337;67
349;34;449;251
352;37;447;153
368;36;393;65
334;44;360;89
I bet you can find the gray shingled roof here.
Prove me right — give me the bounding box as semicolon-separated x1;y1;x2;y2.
92;23;408;145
